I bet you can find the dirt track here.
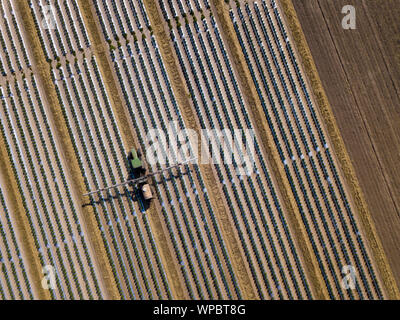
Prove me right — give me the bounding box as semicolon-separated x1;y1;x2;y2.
291;0;400;291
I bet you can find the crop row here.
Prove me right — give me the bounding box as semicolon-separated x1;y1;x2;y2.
0;1;31;78
29;0;90;61
0;185;34;299
96;0;245;299
0;75;102;299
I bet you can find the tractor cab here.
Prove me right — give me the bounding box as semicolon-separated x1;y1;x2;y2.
129;147;143;170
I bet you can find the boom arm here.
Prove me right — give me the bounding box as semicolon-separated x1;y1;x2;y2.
83;158;196;196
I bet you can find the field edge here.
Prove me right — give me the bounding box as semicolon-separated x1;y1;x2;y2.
280;0;400;299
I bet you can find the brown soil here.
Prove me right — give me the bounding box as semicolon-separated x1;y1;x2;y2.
285;0;400;298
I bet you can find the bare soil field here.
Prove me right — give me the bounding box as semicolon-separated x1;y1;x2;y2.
291;0;400;289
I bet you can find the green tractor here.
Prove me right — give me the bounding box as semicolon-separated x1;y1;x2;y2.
83;148;196;204
129;147;153;200
129;147;143;170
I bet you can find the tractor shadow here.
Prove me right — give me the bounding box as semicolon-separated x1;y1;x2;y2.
81;179;152;211
82;188;133;208
151;169;193;185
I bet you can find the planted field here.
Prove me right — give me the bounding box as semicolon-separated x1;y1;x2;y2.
0;0;103;299
0;172;34;299
91;0;242;299
0;73;106;299
157;0;316;299
28;0;173;299
0;0;396;300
